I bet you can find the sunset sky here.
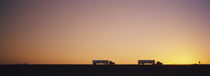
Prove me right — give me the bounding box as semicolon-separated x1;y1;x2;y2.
1;0;210;64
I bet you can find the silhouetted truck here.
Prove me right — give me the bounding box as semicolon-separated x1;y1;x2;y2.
138;60;155;65
93;60;115;65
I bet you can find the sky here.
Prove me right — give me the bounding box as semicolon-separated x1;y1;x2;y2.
1;0;210;64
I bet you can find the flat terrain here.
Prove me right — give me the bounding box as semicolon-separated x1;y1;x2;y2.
0;65;210;76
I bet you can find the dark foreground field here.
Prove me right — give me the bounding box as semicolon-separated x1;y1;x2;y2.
0;64;210;76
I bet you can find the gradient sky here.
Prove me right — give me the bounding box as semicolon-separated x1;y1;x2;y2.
1;0;210;64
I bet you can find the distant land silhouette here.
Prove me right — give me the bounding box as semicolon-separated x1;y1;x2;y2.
0;64;210;76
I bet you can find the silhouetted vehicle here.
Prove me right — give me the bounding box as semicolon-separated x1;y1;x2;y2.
138;60;155;65
93;60;115;65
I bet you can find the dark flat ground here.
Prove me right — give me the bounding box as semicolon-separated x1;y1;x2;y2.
1;64;210;76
